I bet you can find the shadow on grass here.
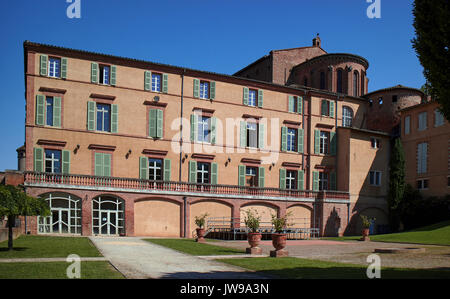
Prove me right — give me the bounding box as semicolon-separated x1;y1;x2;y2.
0;247;29;252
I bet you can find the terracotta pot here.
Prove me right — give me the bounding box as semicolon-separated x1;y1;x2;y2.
196;228;205;239
272;233;287;251
247;233;262;248
362;228;370;237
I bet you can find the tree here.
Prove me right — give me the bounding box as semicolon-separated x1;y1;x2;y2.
412;0;450;119
387;138;406;231
0;185;50;250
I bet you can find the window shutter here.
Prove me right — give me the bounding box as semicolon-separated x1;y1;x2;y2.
258;90;263;108
330;172;337;190
258;167;265;188
281;126;287;152
95;153;103;176
62;150;70;174
40;55;48;76
61;58;68;79
103;154;111;177
243;87;249;105
193;79;200;98
209;81;216;100
111;104;118;133
211;162;218;185
139;156;149;180
298;96;303;114
210;117;217;144
313;171;319;191
164;159;171;181
298;170;304;191
144;71;152;91
240;121;247;147
87;101;96;131
190;114;198;142
258;123;265;149
298;129;304;154
321;100;328;116
314;130;320;154
156;109;163;138
91;63;99;84
53;97;61;127
189;160;197;183
279;168;286;189
330;131;337;156
329;101;335;118
110;65;117;86
149;109;157;137
288;96;294;113
162;73;168;93
238;165;246;186
33;147;44;172
35;95;45;126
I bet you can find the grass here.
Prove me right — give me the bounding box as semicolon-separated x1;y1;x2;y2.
0;235;102;258
324;220;450;246
217;257;450;279
0;261;124;279
145;238;245;256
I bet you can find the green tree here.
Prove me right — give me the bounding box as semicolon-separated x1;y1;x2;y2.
387;138;406;231
412;0;450;119
0;185;50;250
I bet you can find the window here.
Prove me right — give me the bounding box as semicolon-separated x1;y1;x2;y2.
392;95;398;103
152;73;162;92
417;179;429;190
94;153;111;177
320;72;326;89
369;171;381;186
96;103;111;132
286;170;297;190
405;116;411;135
148;159;163;181
149;109;164;138
288;96;302;114
48;57;61;78
417;142;428;174
36;95;61;127
320;131;330;154
246;122;258;148
378;97;383;105
99;65;110;85
371;137;381;149
198;116;211;143
247;89;257;107
287;128;297;152
319;172;328;191
245;167;258;187
197;162;210;184
46;97;54;126
353;71;359;97
418;112;427;131
45;149;61;174
342;106;353;127
435;109;445;127
337;69;343;93
321;99;334;117
243;87;263;107
200;81;210;99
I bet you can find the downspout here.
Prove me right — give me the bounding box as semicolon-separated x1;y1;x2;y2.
180;69;187;238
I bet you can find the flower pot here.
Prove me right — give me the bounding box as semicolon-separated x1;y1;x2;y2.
270;233;288;257
196;228;206;243
361;228;370;241
247;233;262;248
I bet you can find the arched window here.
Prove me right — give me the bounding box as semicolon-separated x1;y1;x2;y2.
353;71;359;97
337;69;343;93
92;196;125;235
342;106;353;127
320;71;326;90
38;193;81;234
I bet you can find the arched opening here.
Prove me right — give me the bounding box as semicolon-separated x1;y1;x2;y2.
134;198;181;237
337;69;343;93
92;195;125;235
353;71;359;97
38;193;81;235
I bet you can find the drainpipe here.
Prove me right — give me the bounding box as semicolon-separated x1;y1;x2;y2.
179;69;186;182
183;196;187;238
302;90;307;171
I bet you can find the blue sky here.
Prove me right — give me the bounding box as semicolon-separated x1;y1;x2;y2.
0;0;424;171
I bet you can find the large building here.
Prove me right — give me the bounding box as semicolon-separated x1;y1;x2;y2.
3;37;433;237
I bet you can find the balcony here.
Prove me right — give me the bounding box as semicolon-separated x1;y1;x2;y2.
23;171;350;203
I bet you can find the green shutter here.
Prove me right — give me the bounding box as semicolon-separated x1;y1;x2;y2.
329;101;335;118
330;131;337;156
103;154;111;177
321;100;328;116
211;162;218;185
238;165;246;186
281;126;287;152
288;96;294;112
243;87;249;105
240;121;247;147
91;63;99;84
35;95;45;126
193;79;200;98
164;159;171;181
298;129;304;154
62;150;70;174
139;156;149;180
298;96;303;114
144;71;152;91
210;117;217;144
258;167;265;188
330;172;337;190
162;73;169;93
33;147;43;172
111;104;118;133
298;170;304;191
258;90;263;108
61;58;68;79
189;160;197;183
110;65;117;86
40;55;48;76
279;168;286;189
190;114;198;142
209;81;215;100
314;130;320;154
156;109;163;138
95;153;103;176
258;123;265;149
149;109;157;137
87;101;96;131
53;97;61;127
313;171;319;191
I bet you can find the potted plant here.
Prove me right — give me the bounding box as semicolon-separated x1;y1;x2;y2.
194;213;209;243
360;215;374;241
270;212;292;257
243;209;262;254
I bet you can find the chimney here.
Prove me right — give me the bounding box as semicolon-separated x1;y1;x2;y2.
313;33;321;47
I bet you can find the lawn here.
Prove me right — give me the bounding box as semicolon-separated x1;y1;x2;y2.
324;220;450;246
217;257;450;279
145;238;245;256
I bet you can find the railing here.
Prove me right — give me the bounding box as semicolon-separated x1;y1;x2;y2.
24;171;350;200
